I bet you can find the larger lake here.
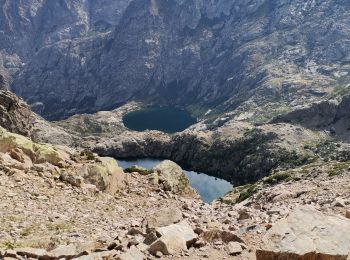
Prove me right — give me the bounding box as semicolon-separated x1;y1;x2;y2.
117;158;232;203
123;107;196;133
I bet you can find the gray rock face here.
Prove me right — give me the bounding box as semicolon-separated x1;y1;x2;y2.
0;90;35;136
0;0;348;120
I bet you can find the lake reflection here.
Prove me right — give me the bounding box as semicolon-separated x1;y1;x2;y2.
117;158;232;203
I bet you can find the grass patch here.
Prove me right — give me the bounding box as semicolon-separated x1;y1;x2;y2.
236;184;258;203
263;172;292;184
328;169;341;177
328;162;350;177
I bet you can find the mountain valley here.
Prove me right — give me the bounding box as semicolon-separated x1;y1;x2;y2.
0;0;350;259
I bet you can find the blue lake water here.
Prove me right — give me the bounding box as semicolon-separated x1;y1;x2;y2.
117;158;232;203
122;107;196;133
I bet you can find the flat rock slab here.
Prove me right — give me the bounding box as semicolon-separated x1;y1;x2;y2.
257;206;350;260
226;242;243;255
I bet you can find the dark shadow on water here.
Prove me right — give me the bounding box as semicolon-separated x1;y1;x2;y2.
117;158;232;203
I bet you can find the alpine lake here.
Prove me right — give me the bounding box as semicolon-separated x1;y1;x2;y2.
121;107;232;203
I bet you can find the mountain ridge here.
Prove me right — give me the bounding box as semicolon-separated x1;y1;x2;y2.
0;0;348;120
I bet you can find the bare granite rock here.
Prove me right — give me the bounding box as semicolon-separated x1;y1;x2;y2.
257;206;350;260
149;221;197;255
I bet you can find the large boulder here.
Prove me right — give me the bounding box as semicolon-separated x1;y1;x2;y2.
148;221;197;255
256;206;350;260
75;157;126;194
153;160;197;196
145;208;183;230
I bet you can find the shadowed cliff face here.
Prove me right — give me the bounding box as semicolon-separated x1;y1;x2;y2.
0;74;6;90
0;0;349;120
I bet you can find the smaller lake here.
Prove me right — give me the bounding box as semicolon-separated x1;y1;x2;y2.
122;107;196;133
117;158;232;203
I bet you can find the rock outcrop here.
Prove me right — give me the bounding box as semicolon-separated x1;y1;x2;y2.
272;94;350;143
257;206;350;260
0;90;75;146
0;125;126;194
85;120;321;185
0;72;7;90
0;90;35;137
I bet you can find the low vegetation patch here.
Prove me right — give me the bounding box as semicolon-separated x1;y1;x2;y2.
263;172;292;184
124;166;153;175
2;240;17;250
236;184;258;203
80;149;96;160
328;162;350;177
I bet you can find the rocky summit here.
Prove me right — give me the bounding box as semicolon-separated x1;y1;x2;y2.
0;1;350;260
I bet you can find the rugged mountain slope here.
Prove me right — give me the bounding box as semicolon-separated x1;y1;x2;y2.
0;0;348;120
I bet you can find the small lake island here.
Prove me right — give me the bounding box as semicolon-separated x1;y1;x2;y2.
123;107;196;133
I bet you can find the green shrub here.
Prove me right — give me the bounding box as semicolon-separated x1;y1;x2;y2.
80;150;95;160
236;184;258;203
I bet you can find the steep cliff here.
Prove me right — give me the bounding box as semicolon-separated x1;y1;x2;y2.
0;0;347;120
